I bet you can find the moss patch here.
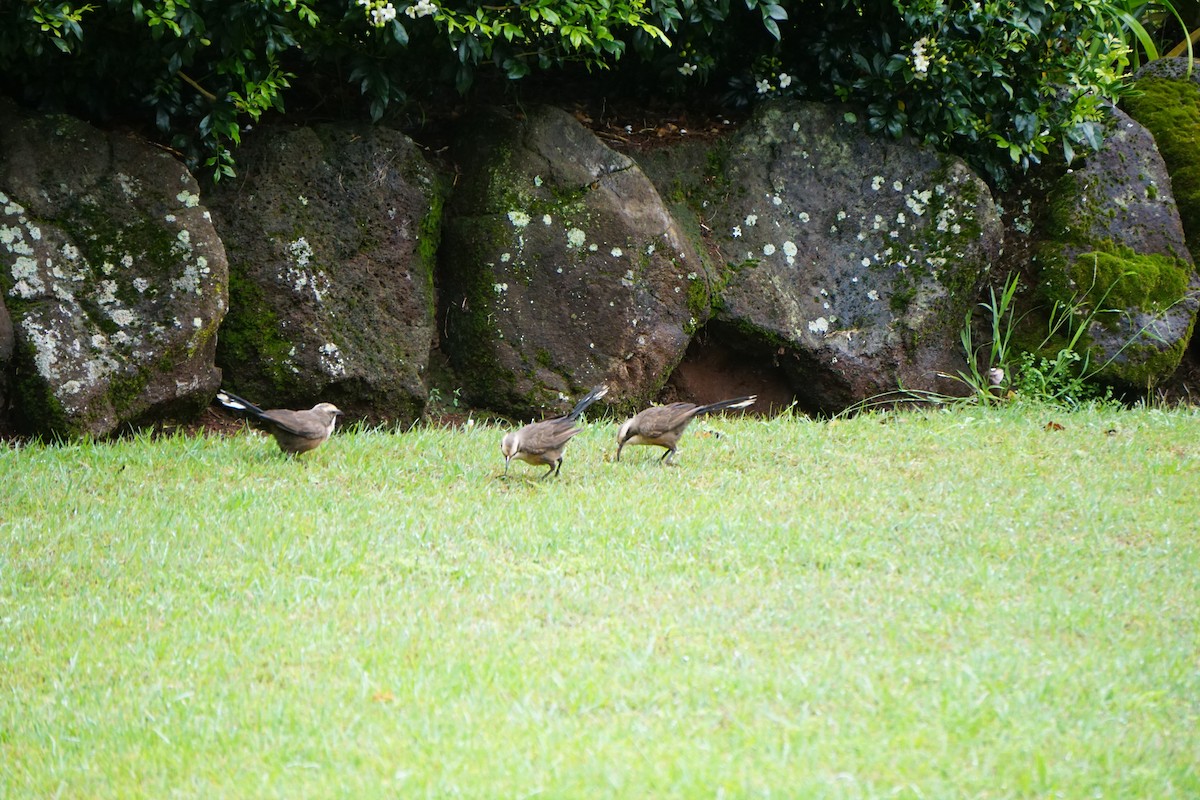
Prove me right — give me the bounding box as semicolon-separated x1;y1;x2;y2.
1069;245;1191;315
216;266;296;395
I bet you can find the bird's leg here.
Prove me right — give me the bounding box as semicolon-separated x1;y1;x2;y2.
541;460;559;480
659;448;677;465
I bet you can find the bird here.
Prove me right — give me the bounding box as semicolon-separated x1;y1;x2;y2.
616;395;757;464
501;385;609;479
214;390;343;456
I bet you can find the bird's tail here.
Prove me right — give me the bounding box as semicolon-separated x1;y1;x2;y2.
695;395;757;416
215;390;268;421
567;384;609;421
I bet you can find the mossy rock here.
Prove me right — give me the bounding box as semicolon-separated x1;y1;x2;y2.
1124;70;1200;264
1026;102;1200;391
439;106;710;417
207;123;446;426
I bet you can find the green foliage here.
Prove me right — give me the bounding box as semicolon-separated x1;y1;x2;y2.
0;0;1182;187
789;0;1130;186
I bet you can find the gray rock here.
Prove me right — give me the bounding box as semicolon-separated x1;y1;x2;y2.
440;106;710;417
206;124;445;425
1031;104;1199;389
0;99;226;437
703;101;1003;412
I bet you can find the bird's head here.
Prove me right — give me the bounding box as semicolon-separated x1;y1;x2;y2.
312;403;344;426
615;418;634;461
500;431;518;472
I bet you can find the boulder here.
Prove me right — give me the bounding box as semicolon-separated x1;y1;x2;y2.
1030;102;1199;390
206;124;445;425
439;106;711;417
697;101;1003;412
0;99;226;437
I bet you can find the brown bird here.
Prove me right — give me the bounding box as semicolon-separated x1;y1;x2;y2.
215;390;343;455
501;385;609;479
616;395;757;464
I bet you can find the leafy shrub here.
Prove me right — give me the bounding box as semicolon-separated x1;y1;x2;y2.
0;0;1169;187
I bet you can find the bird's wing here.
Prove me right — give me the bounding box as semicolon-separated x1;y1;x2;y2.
519;420;580;455
261;409;328;439
635;404;698;438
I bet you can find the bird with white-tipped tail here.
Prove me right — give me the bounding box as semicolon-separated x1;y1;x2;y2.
501;385;609;479
616;395;757;464
215;390;343;456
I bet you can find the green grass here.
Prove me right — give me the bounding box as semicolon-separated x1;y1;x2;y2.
2;404;1198;799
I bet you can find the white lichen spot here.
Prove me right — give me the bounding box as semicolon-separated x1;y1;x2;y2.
772;195;783;206
507;210;531;228
861;257;871;267
744;213;758;227
893;180;904;192
646;243;656;255
110;308;136;328
809;317;830;335
588;243;599;252
867;290;880;301
798;212;810;223
871;176;884;191
192;317;203;328
289;237;313;268
60;243;80;261
611;247;624;258
176;190;200;208
782;241;798;259
500;252;511;263
164;214;177;223
621;270;635;288
533;176;543;187
299;195;309;206
319;342;347;377
542;214;552;226
566;228;586;249
493;282;509;294
687;272;698;280
121;254;134;269
763;243;776;256
10;255;44;298
133;277;150;293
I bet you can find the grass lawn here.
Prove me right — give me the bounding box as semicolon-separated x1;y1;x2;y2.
2;403;1198;798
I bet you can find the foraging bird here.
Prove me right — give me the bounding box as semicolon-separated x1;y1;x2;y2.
616;395;757;464
501;385;609;479
215;390;343;455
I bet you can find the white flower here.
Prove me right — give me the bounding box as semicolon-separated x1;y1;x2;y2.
404;0;437;18
678;62;698;77
778;73;792;89
911;37;931;76
755;79;772;94
371;3;397;24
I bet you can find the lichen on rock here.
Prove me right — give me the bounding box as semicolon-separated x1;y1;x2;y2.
0;99;226;437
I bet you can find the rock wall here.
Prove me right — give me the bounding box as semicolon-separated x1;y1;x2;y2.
3;86;1199;436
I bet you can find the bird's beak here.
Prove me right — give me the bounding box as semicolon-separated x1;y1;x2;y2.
616;442;623;462
504;455;511;475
